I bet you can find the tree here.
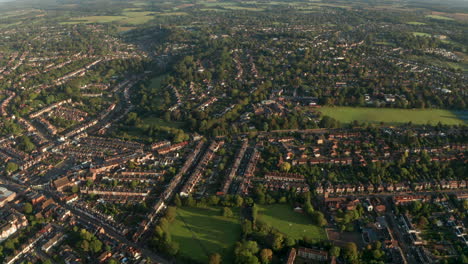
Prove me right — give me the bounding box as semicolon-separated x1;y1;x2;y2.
5;162;19;174
165;206;177;222
222;207;234;218
330;246;340;257
252;204;259;223
312;211;327;227
18;135;35;153
270;233;284;251
418;216;428;228
235;240;259;256
209;253;222;264
234;195;244;207
79;240;90;252
4;240;15;250
344;242;358;263
208;195;220;205
89;239;102;253
260;248;273;264
184;195;196;207
280;162;291;172
174;195;182;207
23;203;33;214
71;185;79;193
164;241;179;256
236;253;260;264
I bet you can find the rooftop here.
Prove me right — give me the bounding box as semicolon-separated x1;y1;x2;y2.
0;186;14;199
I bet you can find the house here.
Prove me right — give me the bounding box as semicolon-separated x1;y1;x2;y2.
0;209;28;242
385;183;395;192
325;197;347;211
42;232;65;252
53;176;74;192
315;183;324;194
393;195;430;205
0;187;16;207
286;248;297;264
363;199;373;212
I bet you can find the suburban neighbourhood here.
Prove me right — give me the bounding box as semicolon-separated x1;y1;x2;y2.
0;0;467;264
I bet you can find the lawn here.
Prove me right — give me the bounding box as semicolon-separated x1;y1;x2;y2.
258;204;327;242
319;106;467;125
169;206;241;263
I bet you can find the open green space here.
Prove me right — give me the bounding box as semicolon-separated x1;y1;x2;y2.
413;32;432;37
258;204;327;242
147;74;167;106
169;206;241;264
319;106;467;125
375;41;393;46
157;12;188;16
62;11;156;25
142;117;185;129
406;21;426;25
426;15;454;21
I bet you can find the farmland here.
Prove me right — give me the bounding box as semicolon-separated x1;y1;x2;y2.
319;107;467;125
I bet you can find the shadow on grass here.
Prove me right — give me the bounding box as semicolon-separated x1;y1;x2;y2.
451;110;468;123
171;207;241;264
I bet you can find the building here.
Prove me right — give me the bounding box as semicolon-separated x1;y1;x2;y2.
53;176;74;192
42;232;65;252
0;187;16;207
297;247;328;262
286;248;297;264
0;209;28;242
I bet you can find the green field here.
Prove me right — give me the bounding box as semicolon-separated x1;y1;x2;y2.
63;11;156;25
146;74;166;105
169;206;241;263
413;32;432;37
319;107;467;125
406;21;426;25
258;204;327;242
426;15;455;21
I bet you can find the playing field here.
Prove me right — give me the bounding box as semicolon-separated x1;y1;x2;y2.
319;107;467;125
169;206;241;263
258;204;327;242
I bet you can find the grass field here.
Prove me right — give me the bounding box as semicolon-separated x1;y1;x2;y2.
319;107;467;125
258;204;327;242
406;21;426;25
169;206;241;263
63;11;156;25
147;74;167;106
143;117;185;129
426;15;455;21
413;32;432;37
